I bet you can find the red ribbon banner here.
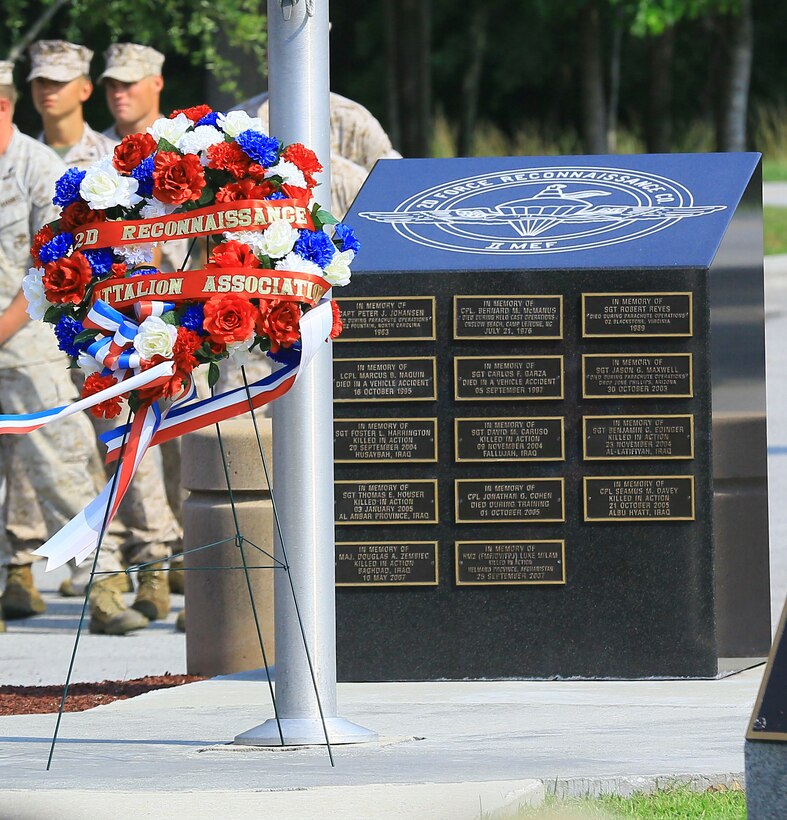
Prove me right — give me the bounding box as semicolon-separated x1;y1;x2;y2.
92;268;331;310
72;198;314;252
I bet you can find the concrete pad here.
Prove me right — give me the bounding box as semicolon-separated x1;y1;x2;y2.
0;781;544;820
0;670;762;813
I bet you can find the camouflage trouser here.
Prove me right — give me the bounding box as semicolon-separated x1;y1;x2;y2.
0;362;123;593
88;413;183;566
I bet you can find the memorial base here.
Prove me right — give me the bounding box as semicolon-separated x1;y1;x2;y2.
234;717;379;746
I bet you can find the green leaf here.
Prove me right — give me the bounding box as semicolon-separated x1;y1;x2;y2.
73;329;99;345
43;305;63;324
157;137;180;154
315;209;338;226
161;310;178;325
208;361;220;389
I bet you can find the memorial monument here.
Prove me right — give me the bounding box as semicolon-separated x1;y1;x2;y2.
334;154;769;680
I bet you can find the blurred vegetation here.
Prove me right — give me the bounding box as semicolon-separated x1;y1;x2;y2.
2;1;785;170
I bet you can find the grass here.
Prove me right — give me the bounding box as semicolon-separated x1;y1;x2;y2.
765;206;787;255
763;159;787;182
510;785;746;819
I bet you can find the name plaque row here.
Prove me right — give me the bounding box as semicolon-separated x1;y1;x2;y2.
334;354;694;401
335;540;566;587
334;415;694;463
335;476;695;524
335;292;693;341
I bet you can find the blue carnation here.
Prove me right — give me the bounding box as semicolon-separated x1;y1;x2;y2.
294;229;335;269
54;315;84;357
83;248;115;278
265;191;287;200
53;168;86;208
39;232;74;264
267;341;301;366
130;266;160;276
235;130;280;167
334;223;361;254
196;112;220;128
181;302;206;335
131;155;155;197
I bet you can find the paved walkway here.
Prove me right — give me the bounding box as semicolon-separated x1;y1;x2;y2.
0;669;760;818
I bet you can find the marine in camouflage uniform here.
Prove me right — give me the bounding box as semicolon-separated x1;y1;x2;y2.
0;59;147;635
28;41;181;622
100;43;190;606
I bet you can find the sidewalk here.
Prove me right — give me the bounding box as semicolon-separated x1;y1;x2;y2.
0;669;761;819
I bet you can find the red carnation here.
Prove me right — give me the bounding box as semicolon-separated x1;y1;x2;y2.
173;327;202;372
215;178;275;203
283;143;322;187
43;252;93;304
31;224;54;266
113;133;157;174
109;262;128;279
329;299;343;339
258;300;301;353
208;241;260;269
152;151;206;205
82;373;123;419
170;104;213;123
203;294;257;345
207;141;250;180
59;201;106;232
247;162;268;182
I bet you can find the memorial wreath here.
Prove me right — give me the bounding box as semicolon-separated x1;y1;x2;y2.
6;105;358;569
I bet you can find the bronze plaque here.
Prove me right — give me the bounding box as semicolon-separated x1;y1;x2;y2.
455;540;565;585
582;292;693;337
455;478;565;523
334;357;437;402
455;356;564;401
336;296;435;342
336;541;439;586
583;476;695;521
335;480;438;525
582;354;693;399
335;418;437;463
454;295;562;339
583;415;694;461
455;417;564;462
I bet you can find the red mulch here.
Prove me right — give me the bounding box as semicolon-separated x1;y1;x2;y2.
0;674;206;716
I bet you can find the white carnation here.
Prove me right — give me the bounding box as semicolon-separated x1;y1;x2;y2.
147;113;192;144
77;352;102;375
22;267;48;321
217;110;263;138
222;230;267;254
140;200;177;219
260;219;299;259
225;334;256;368
264;159;307;189
323;248;354;287
177;125;225;163
80;155;141;210
117;244;154;266
134;315;178;361
275;251;323;278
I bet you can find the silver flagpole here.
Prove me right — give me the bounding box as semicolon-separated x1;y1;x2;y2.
234;0;377;747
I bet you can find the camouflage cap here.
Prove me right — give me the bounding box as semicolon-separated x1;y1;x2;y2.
0;61;13;86
28;40;93;82
100;43;164;83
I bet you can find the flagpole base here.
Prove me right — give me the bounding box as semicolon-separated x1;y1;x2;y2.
233;717;378;747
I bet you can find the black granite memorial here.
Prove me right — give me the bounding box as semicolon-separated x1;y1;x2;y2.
333;153;770;680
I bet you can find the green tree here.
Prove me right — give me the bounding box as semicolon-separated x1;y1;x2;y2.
2;0;266;98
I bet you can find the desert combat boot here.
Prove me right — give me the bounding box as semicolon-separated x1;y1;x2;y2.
132;569;170;621
1;565;46;619
89;575;149;635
